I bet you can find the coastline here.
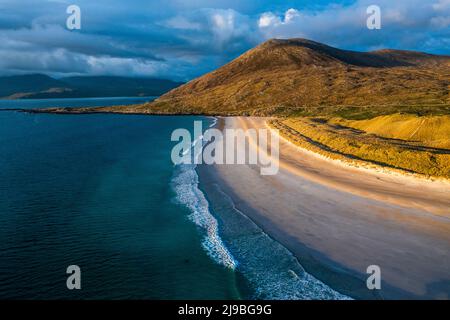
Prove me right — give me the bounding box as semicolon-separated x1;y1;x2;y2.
197;117;450;299
4;106;449;299
197;162;354;300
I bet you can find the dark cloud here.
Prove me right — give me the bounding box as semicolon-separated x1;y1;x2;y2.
0;0;448;80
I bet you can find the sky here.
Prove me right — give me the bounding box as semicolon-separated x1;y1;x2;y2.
0;0;449;80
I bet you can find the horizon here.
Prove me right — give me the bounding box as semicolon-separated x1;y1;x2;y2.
0;72;184;81
1;0;449;81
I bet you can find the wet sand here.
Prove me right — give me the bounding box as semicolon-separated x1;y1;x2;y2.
197;117;450;299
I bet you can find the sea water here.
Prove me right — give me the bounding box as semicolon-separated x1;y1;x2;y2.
0;98;349;299
0;103;238;299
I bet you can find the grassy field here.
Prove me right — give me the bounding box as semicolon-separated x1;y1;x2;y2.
329;114;450;149
269;114;450;179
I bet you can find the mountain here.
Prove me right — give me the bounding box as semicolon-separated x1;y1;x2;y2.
0;74;183;99
60;76;183;98
0;74;68;98
148;38;449;116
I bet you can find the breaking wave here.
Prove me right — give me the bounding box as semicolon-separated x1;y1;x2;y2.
171;117;235;269
171;164;237;269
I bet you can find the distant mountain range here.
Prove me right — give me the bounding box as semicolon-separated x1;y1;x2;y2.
0;74;183;99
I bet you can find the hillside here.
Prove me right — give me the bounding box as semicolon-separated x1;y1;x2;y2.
0;74;183;99
0;74;67;98
143;38;449;117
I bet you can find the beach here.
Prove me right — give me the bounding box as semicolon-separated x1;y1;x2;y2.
197;117;450;299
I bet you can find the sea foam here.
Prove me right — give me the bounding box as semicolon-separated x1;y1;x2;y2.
171;118;236;269
171;164;237;269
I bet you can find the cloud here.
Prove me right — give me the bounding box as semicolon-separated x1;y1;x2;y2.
256;0;450;52
0;0;448;80
433;0;450;11
258;9;301;28
161;8;258;54
164;16;202;31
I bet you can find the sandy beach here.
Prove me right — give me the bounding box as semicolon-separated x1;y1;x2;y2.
197;117;450;299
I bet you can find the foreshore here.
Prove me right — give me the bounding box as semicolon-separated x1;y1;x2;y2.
197;117;450;299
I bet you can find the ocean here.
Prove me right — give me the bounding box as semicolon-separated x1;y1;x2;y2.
0;97;348;299
0;96;158;110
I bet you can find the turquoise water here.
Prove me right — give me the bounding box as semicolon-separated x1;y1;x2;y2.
0;98;349;300
0;109;241;299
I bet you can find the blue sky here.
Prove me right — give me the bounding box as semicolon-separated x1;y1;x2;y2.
0;0;449;80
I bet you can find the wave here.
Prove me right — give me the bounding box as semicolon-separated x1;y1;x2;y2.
171;162;237;270
172;117;236;269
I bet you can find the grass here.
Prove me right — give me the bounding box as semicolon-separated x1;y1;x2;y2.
329;113;450;149
269;115;450;179
284;104;450;119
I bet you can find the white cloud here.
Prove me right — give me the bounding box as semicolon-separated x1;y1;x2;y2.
258;13;281;28
258;8;300;28
285;8;300;23
256;0;449;51
160;8;258;55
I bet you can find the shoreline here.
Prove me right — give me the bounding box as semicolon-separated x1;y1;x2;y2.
197;163;374;299
15;106;243;117
21;106;450;184
14;108;450;217
198;116;450;299
15;106;450;186
197;162;358;300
